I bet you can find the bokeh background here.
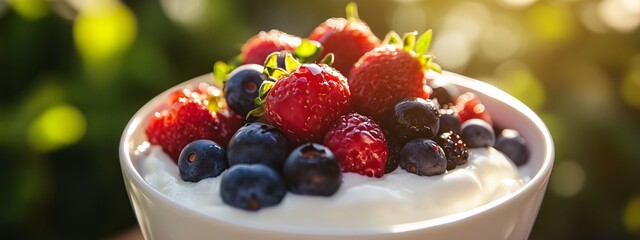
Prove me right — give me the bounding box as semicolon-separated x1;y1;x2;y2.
1;0;640;239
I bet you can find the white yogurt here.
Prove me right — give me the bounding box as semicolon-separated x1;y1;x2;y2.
137;145;524;229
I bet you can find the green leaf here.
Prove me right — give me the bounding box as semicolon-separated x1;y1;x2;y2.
382;31;402;48
415;29;432;56
320;53;334;66
402;31;417;52
247;107;265;119
213;61;229;85
285;53;301;73
295;39;322;63
346;2;359;22
258;81;275;99
263;52;280;71
427;58;442;73
207;96;221;112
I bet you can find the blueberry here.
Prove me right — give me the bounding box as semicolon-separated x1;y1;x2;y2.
434;131;469;170
283;143;342;196
227;123;289;172
400;139;447;176
220;164;287;211
178;139;228;182
495;129;529;166
460;119;495;148
223;64;266;116
427;77;459;106
437;108;461;136
386;97;440;144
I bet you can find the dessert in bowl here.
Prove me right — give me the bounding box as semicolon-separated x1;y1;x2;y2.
119;3;553;239
119;71;553;240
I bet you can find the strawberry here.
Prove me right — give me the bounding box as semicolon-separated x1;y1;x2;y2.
455;92;493;125
323;113;388;178
250;53;351;145
241;30;301;65
348;31;441;121
308;2;379;77
146;84;244;162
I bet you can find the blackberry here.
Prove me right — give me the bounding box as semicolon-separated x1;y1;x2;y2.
434;131;469;171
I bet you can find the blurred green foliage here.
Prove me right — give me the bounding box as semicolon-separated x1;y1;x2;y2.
1;0;639;239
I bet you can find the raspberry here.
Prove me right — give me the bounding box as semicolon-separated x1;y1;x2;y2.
455;92;492;125
323;113;388;178
145;86;244;162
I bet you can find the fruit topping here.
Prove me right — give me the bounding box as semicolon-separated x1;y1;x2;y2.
227;123;290;172
220;164;287;211
494;129;529;166
145;84;244;162
283;143;342;196
241;29;301;65
324;113;388;178
433;131;469;171
437;108;461;136
460;119;496;148
223;64;266;116
252;54;352;145
349;31;440;121
384;133;402;174
400;138;447;176
428;77;459;107
386;97;440;144
455;92;493;125
178;139;228;182
308;2;380;76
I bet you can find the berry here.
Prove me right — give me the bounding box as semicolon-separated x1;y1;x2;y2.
433;131;468;171
283;143;342;196
323;113;388;178
384;135;402;173
437;108;461;136
223;64;266;116
427;77;459;107
178;139;228;182
220;164;287;211
146;85;244;162
241;30;301;65
494;129;529;166
349;45;425;120
227;123;289;172
308;3;379;76
400;138;447;176
460;119;495;148
455;92;492;125
264;64;352;144
386;97;440;144
349;30;440;121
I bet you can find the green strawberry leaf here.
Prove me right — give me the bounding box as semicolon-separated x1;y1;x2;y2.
258;80;275;99
295;39;322;63
285;53;301;73
346;2;359;22
320;53;335;66
213;61;230;86
382;31;402;48
415;29;432;56
207;96;221;113
402;31;417;52
246;107;264;119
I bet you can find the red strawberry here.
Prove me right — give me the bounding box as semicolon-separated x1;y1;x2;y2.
241;30;301;65
308;3;379;76
455;92;493;125
323;113;388;178
349;31;440;121
253;55;352;145
146;85;244;162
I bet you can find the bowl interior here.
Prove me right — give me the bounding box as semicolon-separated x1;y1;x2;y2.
119;71;554;235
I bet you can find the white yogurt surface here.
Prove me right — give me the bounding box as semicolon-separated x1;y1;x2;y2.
137;145;524;229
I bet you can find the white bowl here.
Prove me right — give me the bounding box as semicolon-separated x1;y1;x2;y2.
119;72;554;240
